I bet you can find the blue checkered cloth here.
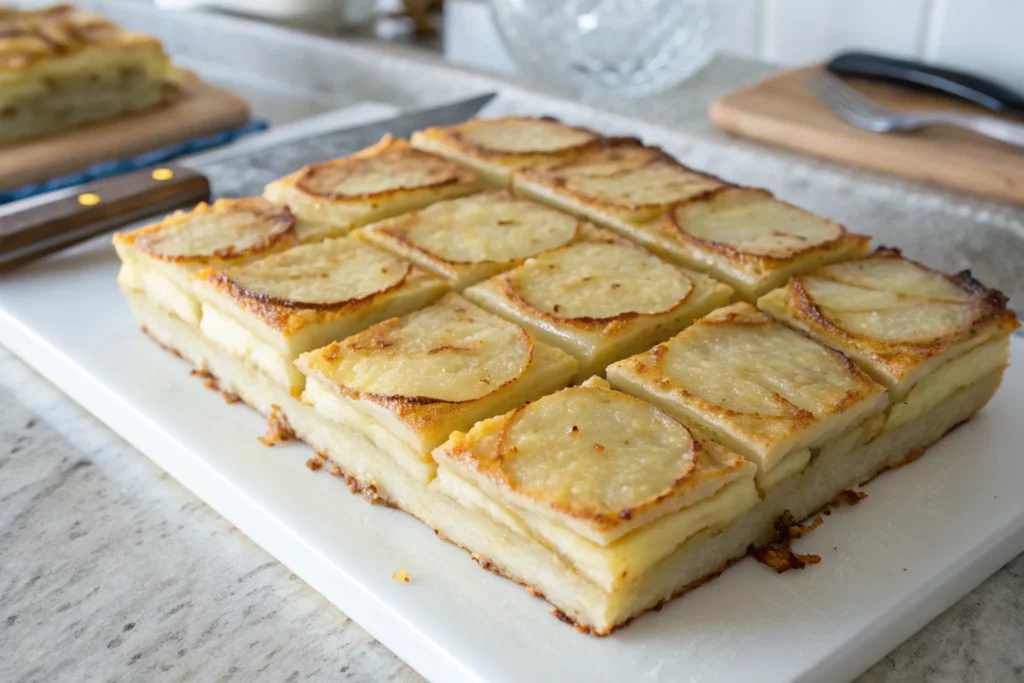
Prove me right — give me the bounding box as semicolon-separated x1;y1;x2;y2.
0;119;268;205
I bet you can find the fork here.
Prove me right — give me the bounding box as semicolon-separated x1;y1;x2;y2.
808;71;1024;149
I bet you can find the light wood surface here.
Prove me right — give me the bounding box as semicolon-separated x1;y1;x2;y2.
710;65;1024;205
0;72;250;191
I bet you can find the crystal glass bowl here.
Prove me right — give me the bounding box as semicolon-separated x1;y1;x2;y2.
491;0;716;98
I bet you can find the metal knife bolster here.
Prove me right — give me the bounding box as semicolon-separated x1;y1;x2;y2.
0;92;497;270
827;52;1024;116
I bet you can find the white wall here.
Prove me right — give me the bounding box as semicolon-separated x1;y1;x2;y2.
722;0;1024;91
446;0;1024;91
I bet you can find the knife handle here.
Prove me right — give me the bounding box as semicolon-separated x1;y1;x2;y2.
827;51;1024;116
0;165;210;271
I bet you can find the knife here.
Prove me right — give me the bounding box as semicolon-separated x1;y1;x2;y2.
827;51;1024;117
0;92;496;271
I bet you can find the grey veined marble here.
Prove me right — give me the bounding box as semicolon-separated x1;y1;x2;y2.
0;349;421;683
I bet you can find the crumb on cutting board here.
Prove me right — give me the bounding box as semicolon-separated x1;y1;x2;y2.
392;568;410;583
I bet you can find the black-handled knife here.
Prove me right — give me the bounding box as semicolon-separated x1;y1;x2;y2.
827;51;1024;117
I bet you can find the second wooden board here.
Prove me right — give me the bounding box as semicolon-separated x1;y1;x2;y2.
710;65;1024;205
0;71;251;191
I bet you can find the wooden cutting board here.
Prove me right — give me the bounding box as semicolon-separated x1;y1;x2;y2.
709;65;1024;205
0;71;250;191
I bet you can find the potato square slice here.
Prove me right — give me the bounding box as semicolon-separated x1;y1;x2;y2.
646;187;870;300
195;237;448;395
410;116;603;186
113;198;298;329
355;189;600;290
512;137;725;229
296;293;578;481
463;238;733;381
606;303;888;488
433;376;757;555
758;248;1019;430
264;136;486;242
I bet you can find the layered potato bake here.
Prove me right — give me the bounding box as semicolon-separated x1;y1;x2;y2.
115;116;1020;635
431;376;759;629
0;5;180;142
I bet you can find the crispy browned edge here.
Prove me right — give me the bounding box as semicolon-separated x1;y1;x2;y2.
786;246;1020;367
616;303;883;440
495;238;696;330
417;115;603;161
0;5;166;71
368;190;584;270
286;136;478;202
665;186;871;268
113;198;297;264
198;257;414;336
143;324;978;637
300;296;535;432
514;137;730;215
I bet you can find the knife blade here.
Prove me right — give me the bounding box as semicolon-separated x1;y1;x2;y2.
827;52;1024;117
0;92;496;270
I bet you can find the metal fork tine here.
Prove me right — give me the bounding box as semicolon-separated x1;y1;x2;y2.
807;72;900;131
809;72;892;119
813;74;867;116
816;78;871;117
825;75;892;118
807;75;852;118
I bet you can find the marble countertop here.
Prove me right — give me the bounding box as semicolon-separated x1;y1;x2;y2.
3;13;1024;681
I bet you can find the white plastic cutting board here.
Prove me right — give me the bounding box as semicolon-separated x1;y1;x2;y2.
1;232;1023;683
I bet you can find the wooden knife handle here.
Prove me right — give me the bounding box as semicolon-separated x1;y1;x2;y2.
0;164;210;270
